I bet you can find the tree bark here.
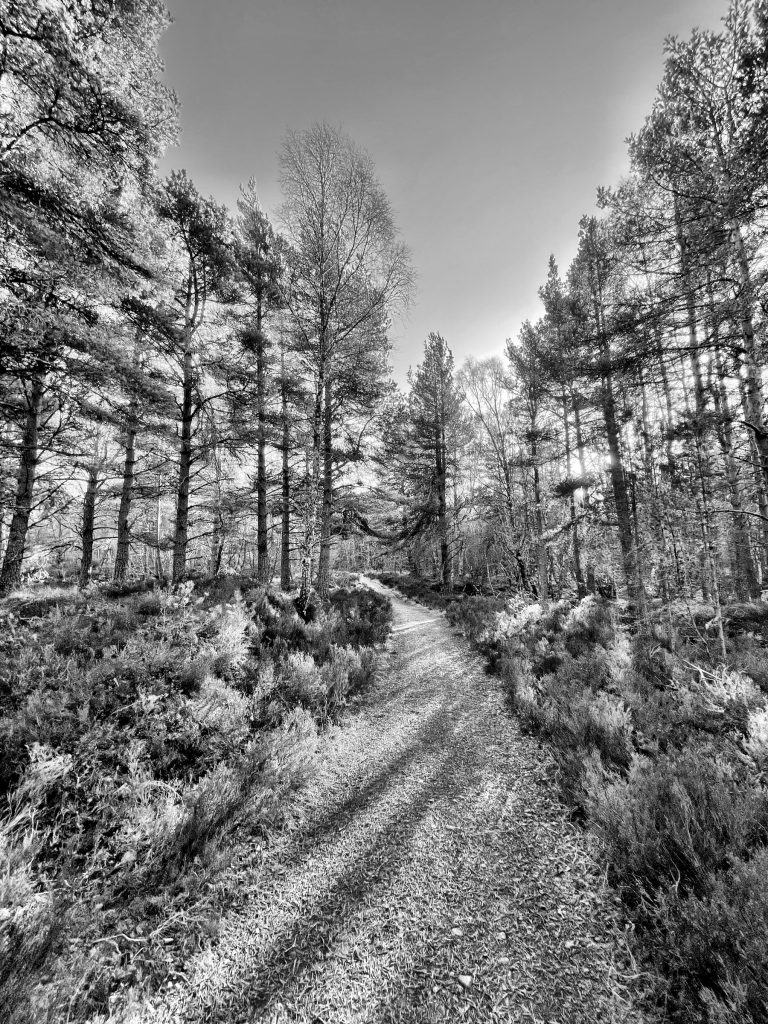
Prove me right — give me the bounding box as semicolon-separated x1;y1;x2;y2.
155;493;164;579
0;371;45;594
584;226;645;613
530;430;548;608
711;327;759;600
298;359;324;608
113;413;137;581
78;464;100;589
561;388;584;597
316;376;333;598
601;354;644;609
172;293;195;584
280;362;292;590
256;293;269;584
437;397;451;590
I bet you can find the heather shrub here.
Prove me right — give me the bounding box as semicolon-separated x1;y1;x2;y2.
430;579;768;1021
561;595;614;656
747;707;768;778
0;577;391;1020
0;807;60;1023
733;645;768;694
586;748;768;898
446;596;506;650
329;587;393;647
658;848;768;1022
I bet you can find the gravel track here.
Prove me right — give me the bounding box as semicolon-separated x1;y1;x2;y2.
142;580;647;1024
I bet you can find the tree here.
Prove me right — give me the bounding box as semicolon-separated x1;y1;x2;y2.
232;181;283;583
507;321;553;606
407;333;465;589
278;122;413;603
0;0;177;593
157;170;232;583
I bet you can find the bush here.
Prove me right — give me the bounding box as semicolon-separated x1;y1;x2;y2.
587;749;768;898
428;583;768;1022
661;848;768;1022
0;577;392;1021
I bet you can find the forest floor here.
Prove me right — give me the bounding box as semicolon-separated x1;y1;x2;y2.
137;579;650;1024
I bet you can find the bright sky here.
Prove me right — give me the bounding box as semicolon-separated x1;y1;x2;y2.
159;0;728;383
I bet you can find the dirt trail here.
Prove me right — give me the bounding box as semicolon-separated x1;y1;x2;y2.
143;580;646;1024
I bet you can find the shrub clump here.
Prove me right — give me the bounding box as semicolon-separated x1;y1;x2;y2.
431;578;768;1023
0;577;391;1022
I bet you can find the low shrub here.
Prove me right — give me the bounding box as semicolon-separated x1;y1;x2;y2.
409;573;768;1023
0;576;391;1022
660;848;768;1022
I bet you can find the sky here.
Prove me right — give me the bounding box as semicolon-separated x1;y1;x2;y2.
159;0;728;383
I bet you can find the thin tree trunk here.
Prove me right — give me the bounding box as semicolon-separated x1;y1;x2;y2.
155;492;164;579
573;396;595;594
280;366;292;590
316;376;333;598
298;365;324;608
256;294;269;584
437;399;451;589
113;413;137;581
562;388;585;597
530;430;548;608
79;464;100;589
173;301;195;584
711;326;759;600
0;371;45;594
724;203;768;503
737;373;768;585
676;205;726;653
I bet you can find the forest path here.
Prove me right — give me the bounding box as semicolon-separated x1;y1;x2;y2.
144;580;645;1024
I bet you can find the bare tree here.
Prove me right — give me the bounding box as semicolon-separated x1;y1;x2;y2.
278;122;413;604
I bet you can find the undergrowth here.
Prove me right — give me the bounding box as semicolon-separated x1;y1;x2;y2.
383;573;768;1023
0;577;391;1023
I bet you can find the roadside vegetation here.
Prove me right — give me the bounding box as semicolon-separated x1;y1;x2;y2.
0;577;391;1023
378;572;768;1023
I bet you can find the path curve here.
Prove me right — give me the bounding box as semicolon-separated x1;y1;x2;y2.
143;579;646;1024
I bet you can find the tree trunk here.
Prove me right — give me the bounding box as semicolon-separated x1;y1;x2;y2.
584;227;645;613
0;371;45;594
723;203;768;503
739;373;768;585
437;402;451;590
113;414;137;582
676;208;726;651
79;465;100;589
256;294;270;584
530;431;548;609
562;388;585;597
711;331;759;600
154;493;164;579
298;362;324;608
602;356;645;608
172;312;195;584
280;367;292;590
316;376;333;598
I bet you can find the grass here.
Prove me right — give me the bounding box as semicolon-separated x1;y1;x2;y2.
0;575;391;1023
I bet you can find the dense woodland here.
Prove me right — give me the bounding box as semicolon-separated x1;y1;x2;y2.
5;1;768;1023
